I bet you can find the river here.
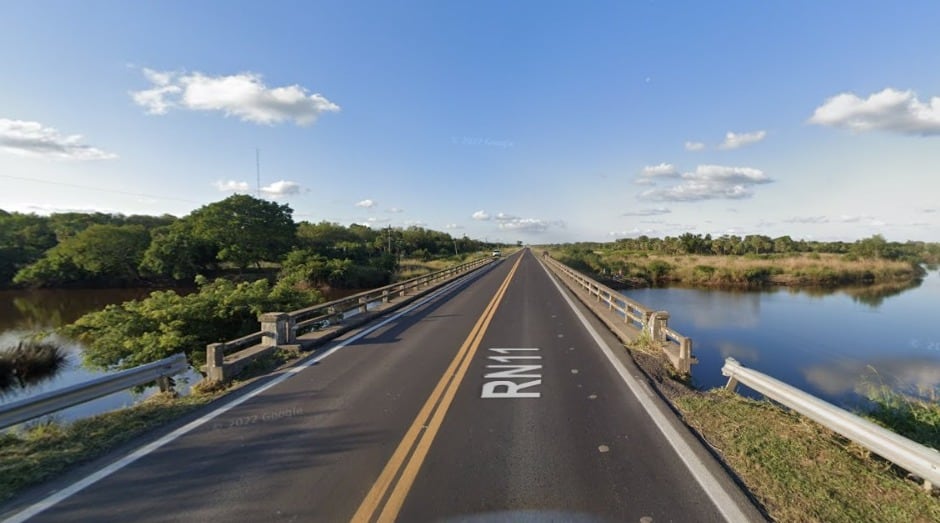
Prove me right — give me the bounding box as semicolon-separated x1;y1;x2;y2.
623;268;940;407
0;287;201;423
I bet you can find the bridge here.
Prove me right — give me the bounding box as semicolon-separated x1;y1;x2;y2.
3;249;768;522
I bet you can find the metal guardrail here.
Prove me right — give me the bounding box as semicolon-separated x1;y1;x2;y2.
206;256;495;381
542;255;694;374
0;353;188;430
722;357;940;491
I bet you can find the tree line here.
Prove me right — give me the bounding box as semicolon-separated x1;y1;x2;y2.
0;195;494;289
557;233;940;263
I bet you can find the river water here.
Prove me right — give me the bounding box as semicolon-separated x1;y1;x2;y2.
0;288;201;424
623;268;940;407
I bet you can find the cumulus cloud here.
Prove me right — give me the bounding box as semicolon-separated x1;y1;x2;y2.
215;180;251;192
497;218;564;234
366;216;390;225
355;199;377;208
639;163;680;178
215;179;301;198
719;130;767;150
809;88;940;136
472;210;491;221
261;180;301;198
386;207;404;213
684;141;705;151
0;118;117;160
444;223;464;230
622;208;671;217
131;68;340;126
640;165;772;202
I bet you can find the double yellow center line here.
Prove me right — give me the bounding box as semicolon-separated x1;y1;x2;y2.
351;254;524;523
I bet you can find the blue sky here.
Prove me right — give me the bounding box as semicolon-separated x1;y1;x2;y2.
2;1;939;243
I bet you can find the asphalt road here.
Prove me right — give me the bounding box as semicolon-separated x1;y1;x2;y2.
3;249;763;523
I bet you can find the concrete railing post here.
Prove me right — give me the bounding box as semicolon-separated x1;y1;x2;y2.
260;312;290;347
649;311;669;341
679;337;692;374
206;342;226;382
358;297;368;313
382;289;390;303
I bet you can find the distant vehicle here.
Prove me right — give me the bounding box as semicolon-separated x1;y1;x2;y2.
492;249;501;258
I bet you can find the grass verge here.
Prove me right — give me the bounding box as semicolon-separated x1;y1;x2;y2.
675;390;940;522
0;391;220;503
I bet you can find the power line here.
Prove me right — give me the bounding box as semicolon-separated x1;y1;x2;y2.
0;174;200;204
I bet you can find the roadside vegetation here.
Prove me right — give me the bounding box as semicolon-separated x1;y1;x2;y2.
546;233;937;289
0;391;219;503
623;337;940;522
0;340;68;395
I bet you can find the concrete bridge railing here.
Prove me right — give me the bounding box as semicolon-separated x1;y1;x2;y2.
541;254;694;374
205;256;494;381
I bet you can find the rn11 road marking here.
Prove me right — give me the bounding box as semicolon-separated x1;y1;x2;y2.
481;347;542;398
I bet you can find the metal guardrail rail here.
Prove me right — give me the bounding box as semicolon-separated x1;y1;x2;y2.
0;353;188;431
541;255;694;374
722;357;940;491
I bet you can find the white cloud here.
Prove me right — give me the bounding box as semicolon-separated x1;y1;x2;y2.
640;165;772;202
634;178;656;186
498;218;560;233
809;87;940;136
261;180;301;198
366;216;390;225
719;130;767;150
0;118;117;160
494;212;519;222
355;199;377;208
131;68;340;126
386;207;404;213
472;210;491;221
444;223;464;230
785;216;830;224
684;141;705;151
623;208;671;217
215;180;251;192
404;220;426;227
640;163;680;178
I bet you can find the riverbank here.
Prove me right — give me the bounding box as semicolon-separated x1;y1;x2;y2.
552;249;926;288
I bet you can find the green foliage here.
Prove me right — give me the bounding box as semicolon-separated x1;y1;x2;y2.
14;224;151;287
139;220;218;280
189;195;296;269
63;277;321;370
278;249;391;289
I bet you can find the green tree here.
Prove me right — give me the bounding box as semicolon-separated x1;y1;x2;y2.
188;195;297;269
14;224;150;286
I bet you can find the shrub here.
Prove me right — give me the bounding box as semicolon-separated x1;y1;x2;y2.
63;277;321;370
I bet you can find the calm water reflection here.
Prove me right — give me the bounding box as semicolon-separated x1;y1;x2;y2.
0;287;198;423
623;269;940;407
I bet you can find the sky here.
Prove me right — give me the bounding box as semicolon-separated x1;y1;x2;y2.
2;0;939;244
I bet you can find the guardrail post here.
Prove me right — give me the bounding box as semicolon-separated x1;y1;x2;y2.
649;311;669;341
260;312;290;347
358;297;368;313
382;288;390;303
206;342;226;381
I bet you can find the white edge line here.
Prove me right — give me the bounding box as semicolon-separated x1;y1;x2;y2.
3;268;489;523
538;260;754;523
